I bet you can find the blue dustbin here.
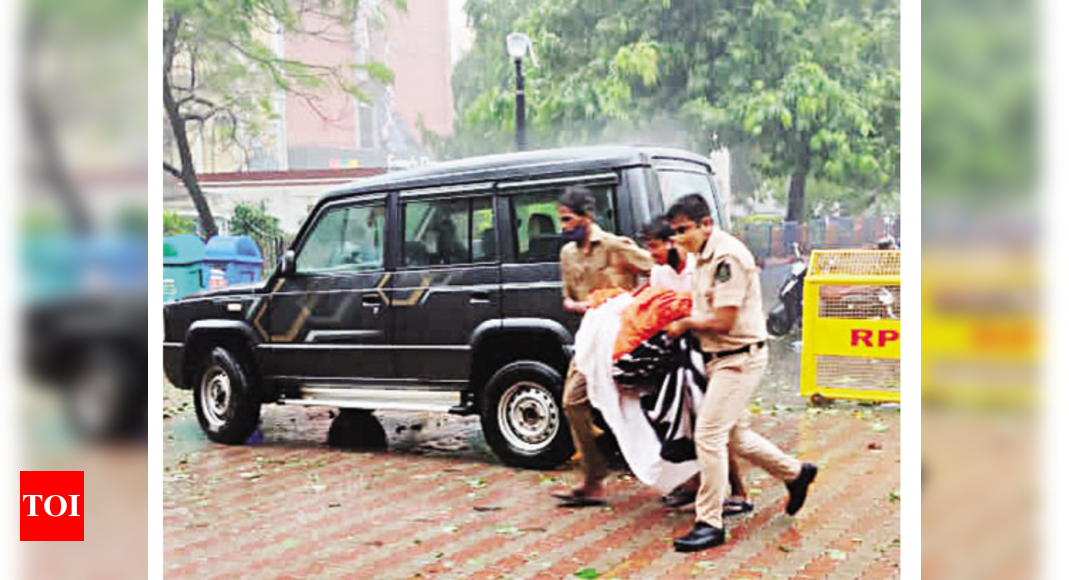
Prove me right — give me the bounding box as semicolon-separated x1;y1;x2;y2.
163;234;208;302
204;235;264;287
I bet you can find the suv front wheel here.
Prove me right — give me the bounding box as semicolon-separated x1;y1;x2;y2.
194;346;261;444
480;361;574;469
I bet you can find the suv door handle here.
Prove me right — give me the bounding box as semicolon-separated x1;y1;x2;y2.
470;291;491;304
362;293;383;306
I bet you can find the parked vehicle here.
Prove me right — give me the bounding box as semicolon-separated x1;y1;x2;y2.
767;242;807;336
767;235;899;337
163;146;726;469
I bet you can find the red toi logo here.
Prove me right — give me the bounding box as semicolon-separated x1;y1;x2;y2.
20;471;84;541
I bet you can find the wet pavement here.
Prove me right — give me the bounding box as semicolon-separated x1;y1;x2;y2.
163;260;897;579
163;338;899;579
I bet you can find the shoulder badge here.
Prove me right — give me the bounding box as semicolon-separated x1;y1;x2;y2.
715;261;731;283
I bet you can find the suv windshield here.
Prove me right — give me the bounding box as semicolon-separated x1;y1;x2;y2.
655;162;720;226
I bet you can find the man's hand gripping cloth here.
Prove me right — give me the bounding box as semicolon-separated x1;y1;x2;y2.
573;292;700;493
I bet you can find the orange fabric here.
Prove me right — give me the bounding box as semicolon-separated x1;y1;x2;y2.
612;286;693;360
587;287;627;309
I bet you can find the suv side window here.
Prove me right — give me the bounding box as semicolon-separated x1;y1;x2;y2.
296;201;386;274
402;196;496;267
509;186;617;263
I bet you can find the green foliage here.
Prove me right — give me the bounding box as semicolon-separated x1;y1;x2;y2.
440;0;899;217
163;211;197;235
229;201;282;273
733;214;782;226
229;201;281;243
115;204;149;238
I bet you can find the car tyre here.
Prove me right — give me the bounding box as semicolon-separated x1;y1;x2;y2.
480;361;574;470
194;346;261;444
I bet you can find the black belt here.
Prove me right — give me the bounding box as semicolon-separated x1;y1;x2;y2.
702;341;766;363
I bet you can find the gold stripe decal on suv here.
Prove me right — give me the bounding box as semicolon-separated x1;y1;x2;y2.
247;271;438;343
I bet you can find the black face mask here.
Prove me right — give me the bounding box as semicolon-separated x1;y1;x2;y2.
667;247;682;270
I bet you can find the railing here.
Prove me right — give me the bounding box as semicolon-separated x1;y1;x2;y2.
736;216;900;261
799;250;901;403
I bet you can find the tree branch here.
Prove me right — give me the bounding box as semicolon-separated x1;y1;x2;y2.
164;11;181;78
164;10;218;238
164;161;183;180
177;95;219;109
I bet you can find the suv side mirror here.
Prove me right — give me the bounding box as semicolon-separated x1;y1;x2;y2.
279;250;296;277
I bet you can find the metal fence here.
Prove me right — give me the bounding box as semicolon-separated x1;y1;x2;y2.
800;250;901;403
735;216;900;260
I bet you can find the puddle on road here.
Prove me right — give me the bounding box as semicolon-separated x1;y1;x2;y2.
377;412;494;462
762;334;806;409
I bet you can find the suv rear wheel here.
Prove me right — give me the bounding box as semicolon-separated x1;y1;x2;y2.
480;361;574;469
194;346;261;444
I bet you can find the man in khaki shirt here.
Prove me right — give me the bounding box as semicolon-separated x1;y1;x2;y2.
664;194;818;552
553;186;653;507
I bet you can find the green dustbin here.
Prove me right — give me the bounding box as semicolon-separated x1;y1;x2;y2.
163;234;208;302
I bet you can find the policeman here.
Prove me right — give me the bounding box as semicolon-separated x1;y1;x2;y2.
553;186;653;507
664;194;818;552
640;217;752;515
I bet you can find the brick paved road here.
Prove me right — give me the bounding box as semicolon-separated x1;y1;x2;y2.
164;382;900;580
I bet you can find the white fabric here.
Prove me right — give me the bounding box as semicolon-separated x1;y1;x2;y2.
649;253;696;293
573;293;700;493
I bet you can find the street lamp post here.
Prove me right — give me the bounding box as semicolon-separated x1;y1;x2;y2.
506;32;532;151
514;58;526;151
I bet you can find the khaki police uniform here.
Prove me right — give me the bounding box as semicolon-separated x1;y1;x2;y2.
691;228;803;528
560;224;652;486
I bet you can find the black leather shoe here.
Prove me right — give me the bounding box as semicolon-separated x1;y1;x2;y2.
661;487;697;508
673;522;726;552
785;463;818;515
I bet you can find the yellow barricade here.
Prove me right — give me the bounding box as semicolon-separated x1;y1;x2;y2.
799;250;900;403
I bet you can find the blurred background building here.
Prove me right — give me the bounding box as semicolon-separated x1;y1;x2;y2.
164;0;463;234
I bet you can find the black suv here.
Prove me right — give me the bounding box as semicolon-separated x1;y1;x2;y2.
163;146;725;468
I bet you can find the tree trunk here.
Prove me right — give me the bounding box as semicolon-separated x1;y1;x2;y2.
786;138;811;223
163;11;218;238
786;170;807;223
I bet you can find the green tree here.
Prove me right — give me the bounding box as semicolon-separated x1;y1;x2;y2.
687;0;900;221
441;0;899;220
163;210;197;235
163;0;399;237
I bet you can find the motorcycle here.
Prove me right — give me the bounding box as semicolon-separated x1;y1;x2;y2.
767;242;807;336
767;237;898;336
